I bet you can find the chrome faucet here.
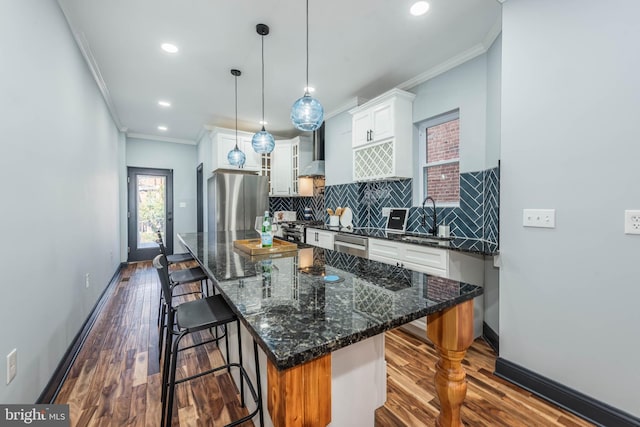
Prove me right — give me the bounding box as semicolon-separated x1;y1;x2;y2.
422;196;437;235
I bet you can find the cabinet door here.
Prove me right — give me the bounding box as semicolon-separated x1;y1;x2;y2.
352;111;372;147
316;230;334;250
368;238;402;265
272;142;293;196
241;136;261;171
217;133;239;169
402;242;448;278
215;132;260;171
371;101;393;142
306;228;317;246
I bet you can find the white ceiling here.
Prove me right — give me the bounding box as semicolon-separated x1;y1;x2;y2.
57;0;501;143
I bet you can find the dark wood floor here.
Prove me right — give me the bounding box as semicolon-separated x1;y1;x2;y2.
55;262;594;426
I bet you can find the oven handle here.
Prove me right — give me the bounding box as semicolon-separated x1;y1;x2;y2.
334;241;367;251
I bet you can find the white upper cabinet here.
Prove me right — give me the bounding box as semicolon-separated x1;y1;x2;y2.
269;136;313;197
352;101;394;147
271;140;293;196
210;127;261;172
349;89;415;181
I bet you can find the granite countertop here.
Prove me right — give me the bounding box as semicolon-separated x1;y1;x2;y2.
178;231;483;370
309;225;499;256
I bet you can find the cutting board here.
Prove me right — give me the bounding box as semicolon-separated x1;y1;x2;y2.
233;238;297;255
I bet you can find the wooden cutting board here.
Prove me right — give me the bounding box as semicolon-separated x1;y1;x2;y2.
233;238;297;255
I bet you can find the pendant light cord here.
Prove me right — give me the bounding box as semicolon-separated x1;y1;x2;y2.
261;33;266;130
306;0;309;94
234;73;239;150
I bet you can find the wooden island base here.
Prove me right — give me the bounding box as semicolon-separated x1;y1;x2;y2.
427;299;474;427
265;299;475;427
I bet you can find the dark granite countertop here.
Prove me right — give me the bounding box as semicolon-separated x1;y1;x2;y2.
309;225;499;256
178;231;483;370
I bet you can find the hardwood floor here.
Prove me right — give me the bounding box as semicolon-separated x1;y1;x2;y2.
55;262;594;427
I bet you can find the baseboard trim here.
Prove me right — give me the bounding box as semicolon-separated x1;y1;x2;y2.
37;263;126;404
482;322;499;353
495;358;640;427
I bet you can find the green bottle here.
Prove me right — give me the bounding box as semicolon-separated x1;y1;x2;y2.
260;210;273;248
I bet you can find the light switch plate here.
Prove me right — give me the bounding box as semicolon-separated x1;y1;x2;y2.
523;209;556;228
382;207;390;217
624;210;640;234
6;349;17;385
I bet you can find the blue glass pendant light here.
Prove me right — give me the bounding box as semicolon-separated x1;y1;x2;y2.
227;69;246;167
291;0;324;131
252;24;275;154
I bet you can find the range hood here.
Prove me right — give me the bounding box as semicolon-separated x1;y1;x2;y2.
298;123;325;177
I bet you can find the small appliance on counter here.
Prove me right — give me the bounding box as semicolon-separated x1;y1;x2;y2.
385;208;409;233
279;220;324;244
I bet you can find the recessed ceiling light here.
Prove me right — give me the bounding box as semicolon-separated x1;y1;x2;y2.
158;100;171;107
304;86;316;93
259;120;268;125
161;43;179;53
410;1;430;16
158;125;168;131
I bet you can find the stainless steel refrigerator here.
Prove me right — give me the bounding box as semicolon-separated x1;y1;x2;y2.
207;171;269;232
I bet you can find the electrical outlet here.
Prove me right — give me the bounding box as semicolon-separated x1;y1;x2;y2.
523;209;556;228
7;349;17;385
85;273;90;288
624;210;640;234
382;207;390;217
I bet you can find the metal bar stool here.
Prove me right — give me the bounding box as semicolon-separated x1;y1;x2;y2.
156;230;194;265
153;255;264;427
156;238;210;360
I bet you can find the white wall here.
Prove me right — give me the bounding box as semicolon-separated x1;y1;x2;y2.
501;0;640;417
0;0;122;403
324;111;353;186
126;138;198;252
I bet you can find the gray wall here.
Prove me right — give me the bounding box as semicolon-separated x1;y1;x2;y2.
196;132;212;231
501;0;640;416
411;54;489;178
0;0;122;403
126;138;198;252
483;34;502;332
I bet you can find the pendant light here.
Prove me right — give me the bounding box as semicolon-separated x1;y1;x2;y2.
251;24;275;154
290;0;324;131
227;69;246;167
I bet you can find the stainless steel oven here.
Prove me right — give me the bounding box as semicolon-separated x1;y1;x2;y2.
334;233;368;258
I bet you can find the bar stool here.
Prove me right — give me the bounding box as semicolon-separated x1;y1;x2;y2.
156;231;194;265
155;238;209;359
153;255;264;427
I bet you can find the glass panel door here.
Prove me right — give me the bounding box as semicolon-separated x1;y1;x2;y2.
127;167;174;261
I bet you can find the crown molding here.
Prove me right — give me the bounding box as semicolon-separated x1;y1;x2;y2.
325;97;369;120
397;15;502;91
58;2;125;132
397;43;486;91
482;16;502;50
126;133;196;145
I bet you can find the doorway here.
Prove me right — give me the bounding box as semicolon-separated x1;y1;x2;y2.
127;167;174;262
196;163;203;232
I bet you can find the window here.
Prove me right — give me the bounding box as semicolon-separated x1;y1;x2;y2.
419;110;460;206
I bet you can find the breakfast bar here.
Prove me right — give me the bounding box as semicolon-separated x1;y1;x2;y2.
178;231;483;427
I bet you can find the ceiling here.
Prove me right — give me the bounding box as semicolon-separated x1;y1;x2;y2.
56;0;501;143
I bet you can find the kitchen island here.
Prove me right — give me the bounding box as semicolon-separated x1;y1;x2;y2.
178;231;483;427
